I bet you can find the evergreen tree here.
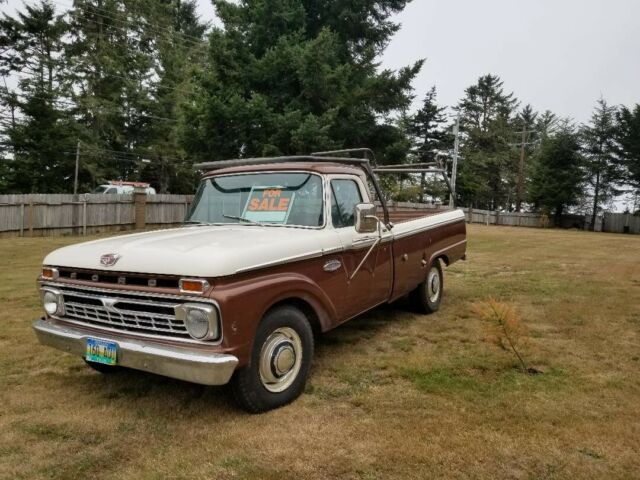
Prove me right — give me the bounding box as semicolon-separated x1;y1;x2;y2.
536;110;558;138
180;0;422;164
456;74;518;209
138;0;207;193
409;86;449;162
406;86;450;200
616;104;640;196
0;0;76;193
581;98;624;228
66;0;157;186
529;122;584;221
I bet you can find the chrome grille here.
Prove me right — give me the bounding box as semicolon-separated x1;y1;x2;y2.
48;284;209;341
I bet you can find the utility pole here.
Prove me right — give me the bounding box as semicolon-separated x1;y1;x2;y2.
73;139;80;195
515;126;527;212
449;114;460;207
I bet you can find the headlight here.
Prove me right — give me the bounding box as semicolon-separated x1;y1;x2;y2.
41;288;65;317
174;303;219;341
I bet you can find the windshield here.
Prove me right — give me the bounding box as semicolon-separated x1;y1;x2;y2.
92;185;109;193
185;172;324;227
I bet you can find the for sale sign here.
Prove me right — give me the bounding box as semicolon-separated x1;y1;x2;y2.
242;187;295;223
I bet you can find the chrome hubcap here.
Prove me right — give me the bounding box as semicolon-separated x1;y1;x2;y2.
259;327;302;393
427;267;440;303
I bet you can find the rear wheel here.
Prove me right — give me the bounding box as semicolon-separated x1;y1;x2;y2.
231;305;314;413
410;259;443;314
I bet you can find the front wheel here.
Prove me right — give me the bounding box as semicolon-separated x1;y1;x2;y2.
231;305;314;413
410;259;443;314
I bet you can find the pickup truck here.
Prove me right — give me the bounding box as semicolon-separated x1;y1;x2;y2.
33;150;466;412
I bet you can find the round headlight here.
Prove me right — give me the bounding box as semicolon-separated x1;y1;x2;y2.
175;303;219;341
185;308;211;340
43;290;62;316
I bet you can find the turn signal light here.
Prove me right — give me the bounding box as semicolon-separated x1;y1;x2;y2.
179;278;210;294
42;267;59;280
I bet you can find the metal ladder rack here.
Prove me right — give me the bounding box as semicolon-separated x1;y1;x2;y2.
193;149;455;226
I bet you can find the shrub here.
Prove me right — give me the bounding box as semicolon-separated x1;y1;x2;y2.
473;298;531;373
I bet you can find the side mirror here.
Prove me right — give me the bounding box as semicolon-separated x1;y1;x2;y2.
354;203;378;233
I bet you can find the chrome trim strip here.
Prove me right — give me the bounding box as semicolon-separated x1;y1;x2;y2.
33;319;238;386
234;250;324;274
321;245;344;255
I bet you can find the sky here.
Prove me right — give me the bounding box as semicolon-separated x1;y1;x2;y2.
195;0;640;123
3;0;639;122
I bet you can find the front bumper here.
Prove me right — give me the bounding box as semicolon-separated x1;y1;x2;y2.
33;319;238;385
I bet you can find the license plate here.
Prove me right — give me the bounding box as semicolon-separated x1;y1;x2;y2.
86;338;117;365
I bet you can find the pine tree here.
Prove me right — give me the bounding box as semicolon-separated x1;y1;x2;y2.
66;0;157;186
456;74;518;210
0;1;76;193
616;104;640;197
581;98;624;228
409;86;449;162
407;86;450;199
138;0;207;193
180;0;422;164
529;122;585;221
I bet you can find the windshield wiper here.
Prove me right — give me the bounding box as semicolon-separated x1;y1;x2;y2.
222;214;263;226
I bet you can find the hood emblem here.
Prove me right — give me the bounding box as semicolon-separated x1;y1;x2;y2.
100;253;121;267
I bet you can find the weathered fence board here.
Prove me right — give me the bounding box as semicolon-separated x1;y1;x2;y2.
603;213;640;234
0;193;192;237
1;194;637;236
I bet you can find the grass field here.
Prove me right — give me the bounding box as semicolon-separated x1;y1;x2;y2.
1;225;639;479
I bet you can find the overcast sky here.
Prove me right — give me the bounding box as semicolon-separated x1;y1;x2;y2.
3;0;639;123
196;0;640;123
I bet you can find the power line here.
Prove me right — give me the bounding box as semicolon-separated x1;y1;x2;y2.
51;0;208;49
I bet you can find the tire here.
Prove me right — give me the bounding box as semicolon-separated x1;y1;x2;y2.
84;359;123;374
410;259;443;314
231;305;314;413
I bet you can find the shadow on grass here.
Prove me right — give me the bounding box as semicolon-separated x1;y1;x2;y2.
38;301;419;416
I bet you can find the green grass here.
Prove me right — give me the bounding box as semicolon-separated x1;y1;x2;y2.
0;226;639;479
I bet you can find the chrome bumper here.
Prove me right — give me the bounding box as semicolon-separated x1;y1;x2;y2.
32;319;238;386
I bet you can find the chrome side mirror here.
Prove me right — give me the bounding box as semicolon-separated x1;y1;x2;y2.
354;203;378;233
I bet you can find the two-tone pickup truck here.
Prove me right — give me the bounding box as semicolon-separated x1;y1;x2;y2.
33;149;466;412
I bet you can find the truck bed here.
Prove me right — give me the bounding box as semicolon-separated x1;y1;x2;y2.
384;202;452;224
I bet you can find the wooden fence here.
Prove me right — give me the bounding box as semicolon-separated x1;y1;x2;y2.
602;212;640;234
461;207;639;234
0;193;193;237
1;194;638;237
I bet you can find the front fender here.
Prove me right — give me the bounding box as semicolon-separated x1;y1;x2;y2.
211;271;338;366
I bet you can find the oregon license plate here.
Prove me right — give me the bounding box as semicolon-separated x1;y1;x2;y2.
86;338;117;365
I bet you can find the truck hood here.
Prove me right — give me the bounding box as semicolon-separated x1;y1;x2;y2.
43;226;340;277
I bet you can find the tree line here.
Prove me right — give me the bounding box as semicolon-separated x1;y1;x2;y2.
1;0;639;219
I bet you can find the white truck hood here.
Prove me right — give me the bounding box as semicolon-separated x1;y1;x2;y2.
44;226;339;277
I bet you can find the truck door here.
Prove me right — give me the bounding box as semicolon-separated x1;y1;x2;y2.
328;176;393;320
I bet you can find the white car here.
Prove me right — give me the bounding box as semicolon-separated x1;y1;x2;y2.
91;184;156;195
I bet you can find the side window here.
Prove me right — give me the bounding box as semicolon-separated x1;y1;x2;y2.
331;179;362;228
105;187;117;194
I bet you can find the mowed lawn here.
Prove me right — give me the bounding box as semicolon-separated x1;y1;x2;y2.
0;225;639;479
